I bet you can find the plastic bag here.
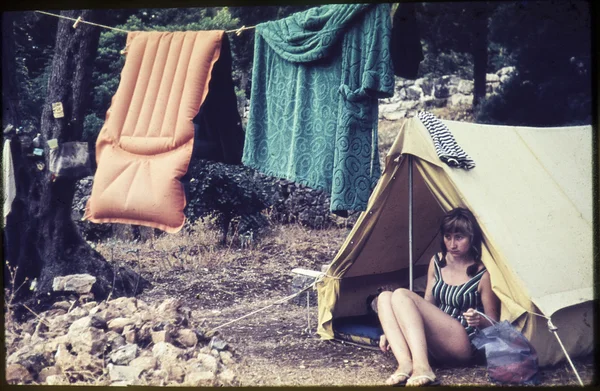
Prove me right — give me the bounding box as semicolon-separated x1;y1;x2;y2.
471;317;540;385
48;141;92;179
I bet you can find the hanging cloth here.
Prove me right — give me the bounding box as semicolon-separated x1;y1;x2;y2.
2;139;17;227
191;34;245;165
390;2;424;79
243;3;395;213
417;111;476;169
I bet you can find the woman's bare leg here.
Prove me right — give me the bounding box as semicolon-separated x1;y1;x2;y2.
377;291;412;384
390;288;472;386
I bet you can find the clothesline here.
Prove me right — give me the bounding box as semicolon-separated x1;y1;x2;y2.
33;10;256;35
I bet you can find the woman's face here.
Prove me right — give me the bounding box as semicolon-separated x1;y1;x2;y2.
443;231;471;258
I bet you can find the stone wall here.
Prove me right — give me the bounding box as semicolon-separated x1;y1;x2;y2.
378;66;516;120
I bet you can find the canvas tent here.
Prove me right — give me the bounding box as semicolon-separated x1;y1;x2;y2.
316;117;594;367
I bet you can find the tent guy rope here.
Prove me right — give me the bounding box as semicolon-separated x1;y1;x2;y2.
34;10;256;35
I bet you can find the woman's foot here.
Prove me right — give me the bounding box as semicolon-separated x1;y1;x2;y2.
385;371;411;386
385;363;412;386
406;370;437;387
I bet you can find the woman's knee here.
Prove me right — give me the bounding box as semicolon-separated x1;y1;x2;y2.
391;288;416;301
376;291;393;312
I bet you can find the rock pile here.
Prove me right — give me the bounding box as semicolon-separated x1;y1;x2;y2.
5;297;238;386
379;67;516;120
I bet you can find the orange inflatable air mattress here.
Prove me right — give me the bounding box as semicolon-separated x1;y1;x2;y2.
84;31;223;232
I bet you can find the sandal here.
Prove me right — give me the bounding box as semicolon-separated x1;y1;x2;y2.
386;372;410;386
406;374;439;387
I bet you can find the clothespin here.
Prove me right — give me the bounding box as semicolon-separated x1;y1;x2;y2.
547;318;558;332
120;43;130;55
235;25;245;36
73;16;82;29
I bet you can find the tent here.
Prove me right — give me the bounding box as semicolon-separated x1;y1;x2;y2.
316;117;594;367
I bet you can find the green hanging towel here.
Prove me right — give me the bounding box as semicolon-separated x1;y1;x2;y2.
243;3;394;213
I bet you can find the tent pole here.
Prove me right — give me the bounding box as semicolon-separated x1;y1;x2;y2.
408;155;413;292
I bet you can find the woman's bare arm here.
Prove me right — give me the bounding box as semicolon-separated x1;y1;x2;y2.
478;271;500;327
423;256;437;305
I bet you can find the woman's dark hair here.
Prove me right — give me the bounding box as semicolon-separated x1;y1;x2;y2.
438;207;483;277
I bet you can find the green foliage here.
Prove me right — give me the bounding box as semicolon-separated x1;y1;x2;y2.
184;160;278;243
476;0;591;126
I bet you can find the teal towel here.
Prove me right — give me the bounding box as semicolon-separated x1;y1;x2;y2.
243;3;394;213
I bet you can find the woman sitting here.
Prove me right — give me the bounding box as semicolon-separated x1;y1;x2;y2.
377;207;500;386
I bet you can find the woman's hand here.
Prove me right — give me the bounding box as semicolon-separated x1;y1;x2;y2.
379;334;389;353
463;308;481;328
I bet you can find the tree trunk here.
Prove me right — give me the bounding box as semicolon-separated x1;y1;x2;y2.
4;10;148;313
2;12;21;127
472;5;489;108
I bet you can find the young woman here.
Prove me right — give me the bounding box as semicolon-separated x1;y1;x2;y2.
377;207;500;386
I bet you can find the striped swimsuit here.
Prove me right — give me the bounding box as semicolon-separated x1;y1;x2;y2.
432;254;486;341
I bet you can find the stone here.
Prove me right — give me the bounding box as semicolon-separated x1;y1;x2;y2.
88;302;107;316
165;362;186;382
209;336;229;351
382;111;406;121
457;79;474;95
486;73;500;82
52;274;97;293
96;307;120;323
152;342;183;364
50;314;71;331
123;325;137;344
38;366;61;383
107;363;142;383
197;352;219;373
6;363;33;384
107;297;138;315
41;308;67;319
110;343;138;365
69;326;106;355
175;329;197;348
416;78;434;97
52;301;72;311
405;85;423;100
68;315;106;335
106;330;126;351
82;301;98;311
7;344;52;374
136;323;152;345
54;344;75;369
151;330;172;344
218;368;237;385
378;102;400;115
46;374;70;385
74;351;103;371
44;335;69;354
185;370;215;386
398;99;418;111
129;356;157;373
448;94;473;107
219;350;234;365
69;306;89;319
107;317;135;333
156;298;182;317
497;66;516;76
